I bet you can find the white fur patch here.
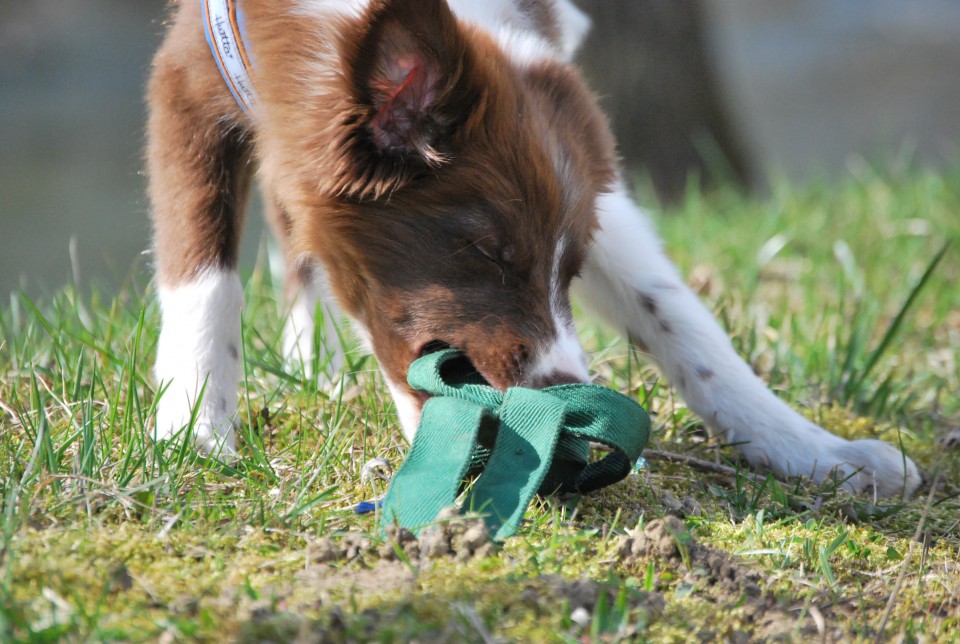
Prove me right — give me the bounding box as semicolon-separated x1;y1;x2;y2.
446;0;516;27
282;272;346;381
494;27;558;67
549;235;568;324
529;325;590;385
447;0;589;64
447;0;557;65
553;0;591;60
292;0;569;69
154;270;243;457
290;0;368;19
386;378;422;443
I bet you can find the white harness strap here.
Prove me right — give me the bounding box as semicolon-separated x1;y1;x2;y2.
202;0;258;114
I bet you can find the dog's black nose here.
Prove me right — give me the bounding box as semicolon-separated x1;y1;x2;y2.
528;369;588;390
418;340;451;357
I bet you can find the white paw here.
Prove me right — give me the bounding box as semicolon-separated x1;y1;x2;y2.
740;417;921;499
154;390;238;459
826;438;921;499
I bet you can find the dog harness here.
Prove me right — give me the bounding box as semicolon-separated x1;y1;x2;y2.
381;349;650;540
202;0;257;114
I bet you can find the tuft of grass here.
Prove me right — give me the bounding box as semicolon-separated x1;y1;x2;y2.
1;164;959;641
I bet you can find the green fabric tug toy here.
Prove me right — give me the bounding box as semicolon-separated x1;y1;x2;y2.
380;349;650;540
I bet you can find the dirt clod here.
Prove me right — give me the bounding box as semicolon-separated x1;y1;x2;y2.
378;525;419;561
659;490;702;516
617;516;690;560
616;517;763;596
308;534;372;564
416;508;496;562
614;517;830;639
379;507;496;564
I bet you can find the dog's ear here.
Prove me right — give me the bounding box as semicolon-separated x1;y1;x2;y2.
344;0;478;176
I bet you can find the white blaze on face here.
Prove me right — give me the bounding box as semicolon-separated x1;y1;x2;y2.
531;325;590;384
529;235;590;385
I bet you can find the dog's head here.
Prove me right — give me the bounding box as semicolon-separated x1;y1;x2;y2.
258;0;616;433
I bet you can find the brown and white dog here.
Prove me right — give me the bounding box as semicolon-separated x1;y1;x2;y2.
146;0;920;498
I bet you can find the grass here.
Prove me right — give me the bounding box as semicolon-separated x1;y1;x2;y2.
2;164;959;642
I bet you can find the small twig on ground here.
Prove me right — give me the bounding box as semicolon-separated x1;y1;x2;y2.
874;468;942;642
644;448;777;487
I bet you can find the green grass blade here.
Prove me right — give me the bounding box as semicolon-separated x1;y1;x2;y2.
843;241;950;402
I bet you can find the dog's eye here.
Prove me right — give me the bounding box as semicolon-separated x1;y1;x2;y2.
475;244;499;265
474;244;507;283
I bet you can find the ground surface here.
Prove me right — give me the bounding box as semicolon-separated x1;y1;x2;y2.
2;168;959;642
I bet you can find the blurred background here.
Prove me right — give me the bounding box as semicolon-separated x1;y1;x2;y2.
2;0;959;296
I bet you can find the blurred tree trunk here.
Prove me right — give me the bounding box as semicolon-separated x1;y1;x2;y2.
574;0;755;205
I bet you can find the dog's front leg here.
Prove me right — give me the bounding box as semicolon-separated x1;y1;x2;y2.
576;185;921;498
262;197;346;382
146;14;252;457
